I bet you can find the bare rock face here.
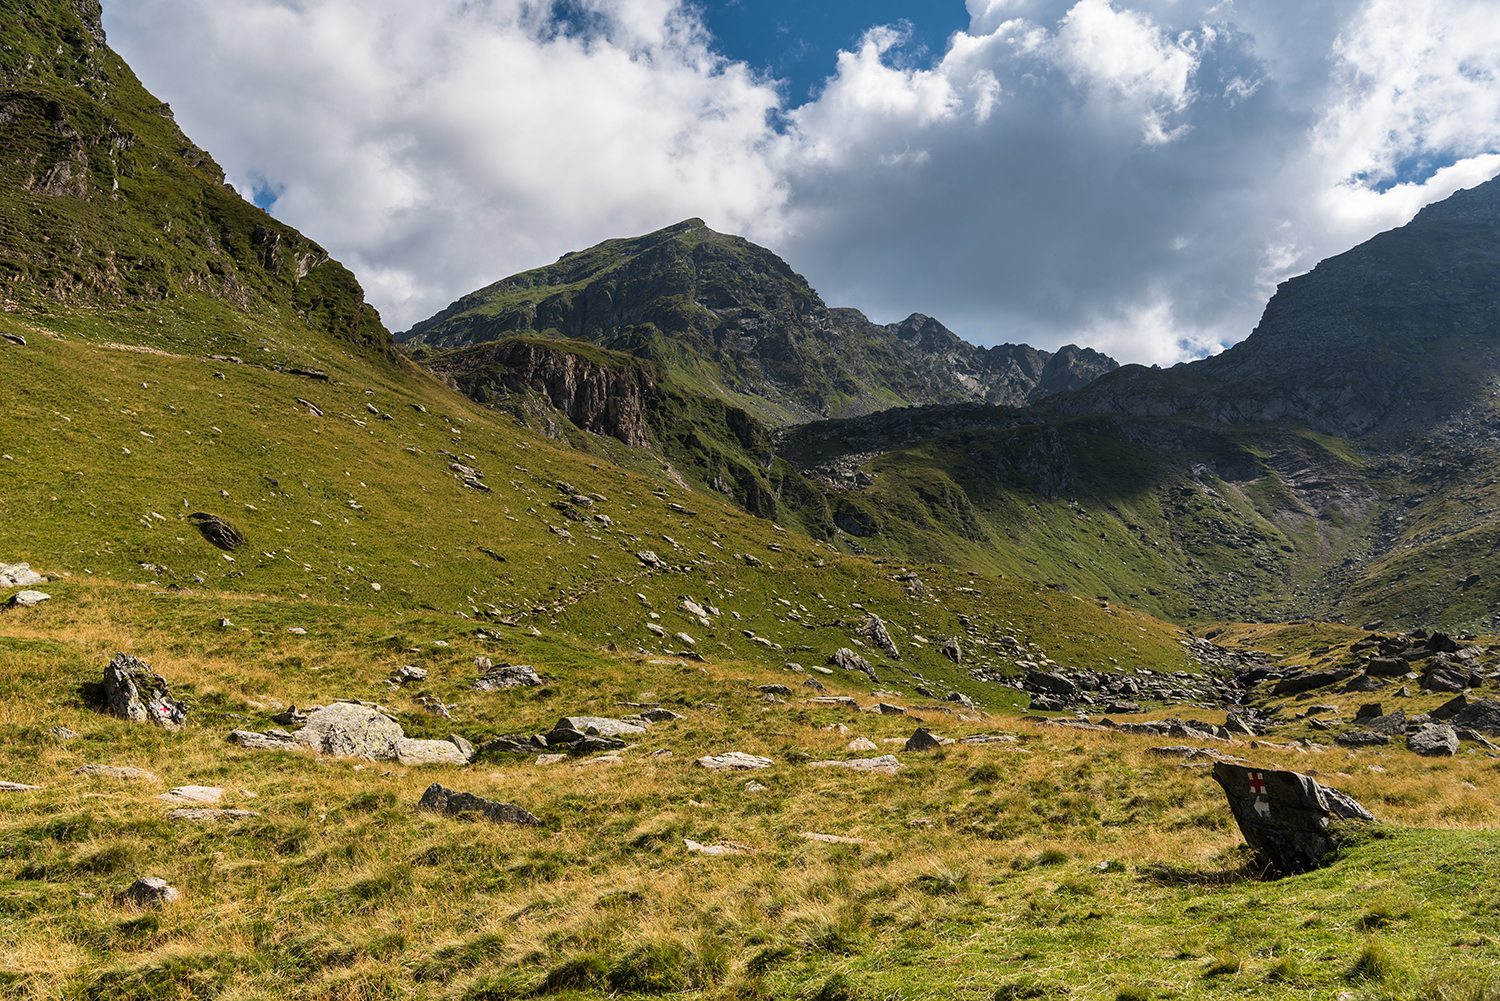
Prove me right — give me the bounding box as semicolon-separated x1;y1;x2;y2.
418;783;540;825
829;647;875;680
1211;762;1374;874
102;653;186;730
472;663;542;691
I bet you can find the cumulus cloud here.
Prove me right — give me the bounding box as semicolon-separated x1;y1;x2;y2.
101;0;1500;363
103;0;790;327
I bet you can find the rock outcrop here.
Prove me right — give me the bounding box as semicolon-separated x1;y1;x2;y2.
102;654;187;730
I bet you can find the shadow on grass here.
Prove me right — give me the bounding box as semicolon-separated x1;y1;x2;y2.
1138;858;1273;887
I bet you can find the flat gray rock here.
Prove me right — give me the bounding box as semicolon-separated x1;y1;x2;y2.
74;764;157;781
804;696;860;710
829;647;876;680
556;715;647;737
8;589;49;608
158;785;224;804
227;729;300;751
0;781;42;792
418;782;540;825
166;808;260;821
807;755;902;775
1334;729;1390;747
695;752;773;772
395;737;470;766
1448;699;1500;735
293;702;404;760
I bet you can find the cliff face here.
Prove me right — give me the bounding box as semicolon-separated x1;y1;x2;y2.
401;220;1118;424
422;339;656;447
1060;175;1500;442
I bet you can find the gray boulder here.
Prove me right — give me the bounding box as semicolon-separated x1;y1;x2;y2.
1026;670;1077;696
1334;729;1390;747
940;637;961;664
695;751;772;772
102;653;187;730
389;664;427;686
1363;710;1407;735
905;727;943;752
227;728;300;751
166;808;261;821
1271;668;1355;695
7;589;49;608
807;755;902;775
1365;656;1408;677
829;647;876;681
74;764;157;781
395;737;471;766
555;715;646;737
1424;663;1480;693
1447;699;1500;735
293;702;404;760
473;663;541;691
1211;762;1374;874
861;614;901;660
121;876;179;907
0;562;46;588
418;783;541;825
1407;724;1459;756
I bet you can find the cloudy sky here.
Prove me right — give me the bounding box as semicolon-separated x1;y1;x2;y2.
103;0;1500;365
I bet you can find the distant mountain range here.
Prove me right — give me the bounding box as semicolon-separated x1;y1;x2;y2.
398;219;1117;424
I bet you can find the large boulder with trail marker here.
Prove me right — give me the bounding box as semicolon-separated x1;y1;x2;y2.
103;653;187;730
1211;762;1374;875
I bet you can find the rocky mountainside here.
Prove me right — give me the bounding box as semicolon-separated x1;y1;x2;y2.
0;0;392;361
399;219;1117;423
1058;176;1500;443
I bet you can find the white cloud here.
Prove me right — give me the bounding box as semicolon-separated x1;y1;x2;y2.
104;0;790;328
102;0;1500;365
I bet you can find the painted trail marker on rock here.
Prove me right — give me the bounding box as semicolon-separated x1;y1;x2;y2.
1211;762;1374;875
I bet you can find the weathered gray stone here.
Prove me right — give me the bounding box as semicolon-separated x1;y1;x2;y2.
1342;674;1388;693
0;562;46;588
7;589;49;608
1429;694;1470;720
905;727;942;752
418;783;541;825
829;647;876;680
103;653;187;730
638;707;684;722
808;755;902;775
1271;668;1355;695
395;737;470;766
447;734;475;761
758;684;793;697
804;696;860;710
1026;670;1077;696
166;808;260;821
1366;656;1408;677
861;614;900;660
944;690;976;710
0;781;42;792
1211;762;1374;875
556;715;647;737
473;663;542;691
1424;662;1481;693
158;785;223;805
74;764;157;781
695;751;773;772
122;876;179;906
293;702;404;760
940;637;961;664
227;728;300;751
1407;724;1459;756
1364;710;1407;735
390;664;427;686
1446;699;1500;735
48;726;79;740
1334;729;1390;747
846;737;878;751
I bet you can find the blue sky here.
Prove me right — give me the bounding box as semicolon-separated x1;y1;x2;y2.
694;0;968;108
104;0;1500;365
